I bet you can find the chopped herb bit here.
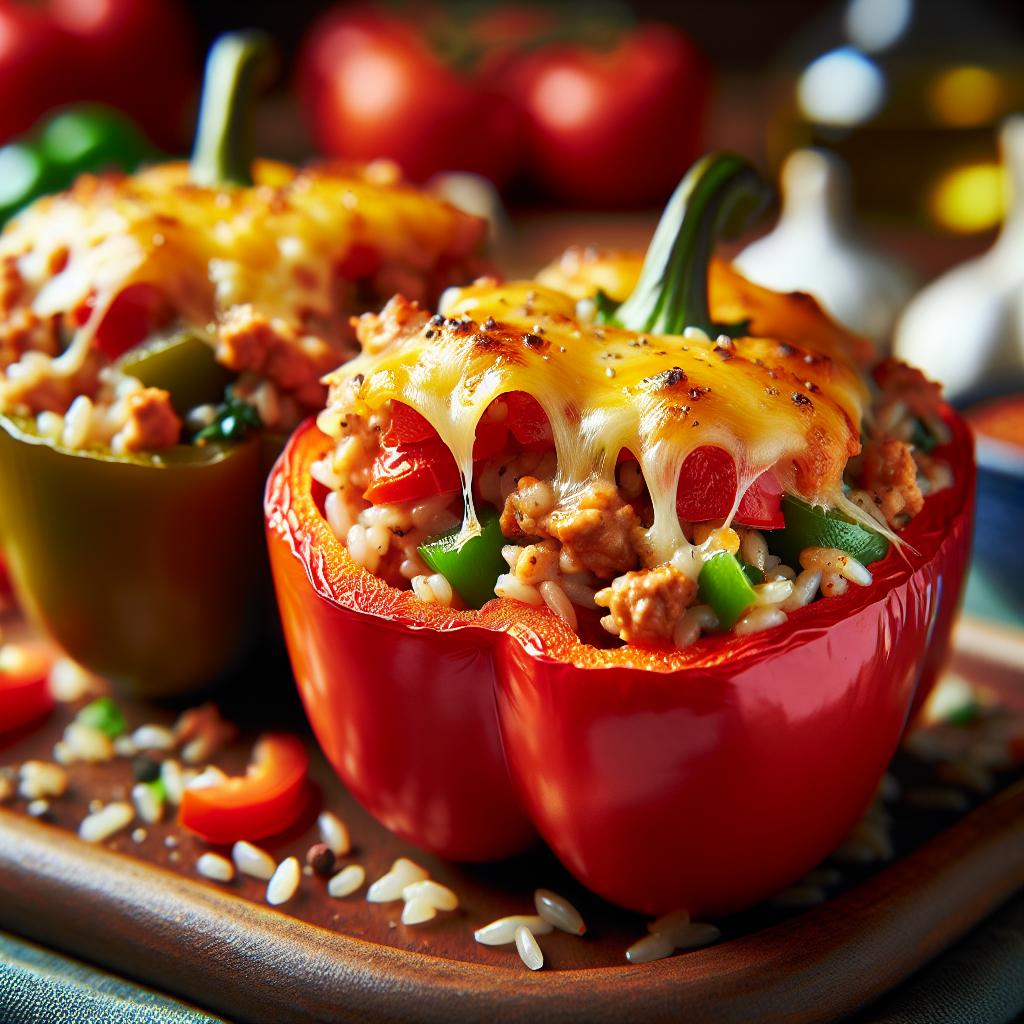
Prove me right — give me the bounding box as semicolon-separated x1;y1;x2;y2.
194;388;262;443
78;697;127;738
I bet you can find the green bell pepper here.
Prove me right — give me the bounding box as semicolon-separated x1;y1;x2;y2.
768;494;890;571
0;415;266;697
0;104;155;226
697;552;757;630
418;505;508;609
116;331;234;417
0;34;276;697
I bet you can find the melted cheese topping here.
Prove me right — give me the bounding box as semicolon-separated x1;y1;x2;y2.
322;259;871;565
0;159;484;380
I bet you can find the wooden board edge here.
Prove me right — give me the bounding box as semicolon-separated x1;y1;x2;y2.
0;780;1022;1023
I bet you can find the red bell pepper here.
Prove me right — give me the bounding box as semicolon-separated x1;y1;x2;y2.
266;156;975;913
267;407;973;913
0;644;54;734
179;733;309;844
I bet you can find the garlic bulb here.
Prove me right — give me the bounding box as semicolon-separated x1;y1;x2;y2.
736;148;915;347
894;116;1024;399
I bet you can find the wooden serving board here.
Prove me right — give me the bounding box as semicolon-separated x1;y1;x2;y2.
0;616;1022;1024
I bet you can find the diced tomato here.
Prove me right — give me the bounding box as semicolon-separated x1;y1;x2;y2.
505;392;553;450
676;446;784;529
0;643;54;734
735;468;784;529
364;438;462;505
336;242;381;281
383;403;442;446
74;283;167;360
179;733;309;844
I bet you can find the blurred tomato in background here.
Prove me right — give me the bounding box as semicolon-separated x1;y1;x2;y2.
296;2;710;205
0;0;197;150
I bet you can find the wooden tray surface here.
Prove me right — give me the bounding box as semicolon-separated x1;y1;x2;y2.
0;618;1022;1023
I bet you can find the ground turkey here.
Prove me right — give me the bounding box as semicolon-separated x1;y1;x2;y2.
597;565;697;646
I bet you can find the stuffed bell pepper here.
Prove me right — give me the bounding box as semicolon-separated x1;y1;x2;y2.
0;32;487;699
266;154;974;914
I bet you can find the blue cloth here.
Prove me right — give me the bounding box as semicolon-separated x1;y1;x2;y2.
0;932;228;1024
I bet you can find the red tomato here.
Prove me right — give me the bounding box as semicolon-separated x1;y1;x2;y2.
0;6;77;143
74;284;167;360
504;392;553;450
296;8;523;185
382;402;439;446
677;446;785;529
0;644;54;734
365;411;509;505
179;733;309;844
47;0;196;149
510;24;709;206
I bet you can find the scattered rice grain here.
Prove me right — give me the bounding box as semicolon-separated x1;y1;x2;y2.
131;782;163;825
318;811;351;856
267;856;301;906
367;858;428;902
401;897;438;925
79;802;133;842
474;915;553;946
197;852;234;882
534;888;585;935
515;925;544;970
130;724;175;751
18;761;68;800
328;864;365;898
403;879;458;912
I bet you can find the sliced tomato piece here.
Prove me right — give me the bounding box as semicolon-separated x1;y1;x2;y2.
676;446;784;529
505;392;553;450
0;643;54;734
179;733;309;844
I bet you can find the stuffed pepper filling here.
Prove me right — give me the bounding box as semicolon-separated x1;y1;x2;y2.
0;159;484;455
0;33;485;458
312;242;952;650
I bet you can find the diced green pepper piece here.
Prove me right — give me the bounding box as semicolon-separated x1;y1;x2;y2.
116;331;234;416
698;552;757;630
418;505;508;610
144;777;168;803
77;697;127;738
768;494;890;571
741;562;765;585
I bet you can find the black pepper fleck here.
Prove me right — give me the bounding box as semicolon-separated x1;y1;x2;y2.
483;317;497;330
307;843;336;878
792;391;813;407
132;755;161;784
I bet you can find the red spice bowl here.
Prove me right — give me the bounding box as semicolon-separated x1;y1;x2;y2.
265;409;974;917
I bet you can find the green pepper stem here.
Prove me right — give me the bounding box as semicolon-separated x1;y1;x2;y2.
190;30;273;188
612;153;771;337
